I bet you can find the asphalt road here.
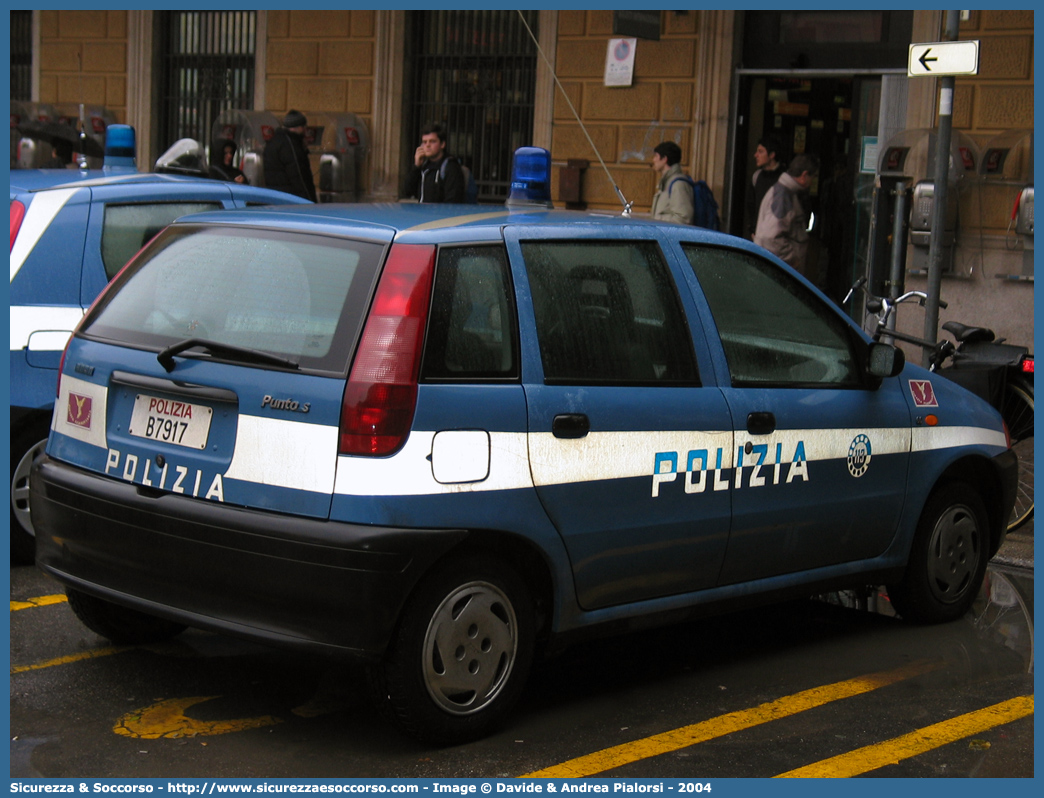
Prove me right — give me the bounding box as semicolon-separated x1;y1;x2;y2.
9;555;1033;780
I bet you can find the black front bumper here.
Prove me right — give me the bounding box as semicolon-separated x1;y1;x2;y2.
31;455;468;661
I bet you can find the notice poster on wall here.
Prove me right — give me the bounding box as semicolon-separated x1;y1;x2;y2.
605;38;637;86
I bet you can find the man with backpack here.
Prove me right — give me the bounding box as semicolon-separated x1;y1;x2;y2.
650;141;721;229
650;141;694;225
405;124;466;203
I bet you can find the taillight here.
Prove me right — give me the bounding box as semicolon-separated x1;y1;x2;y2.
1021;357;1034;374
339;244;436;456
11;200;26;251
54;249;141;398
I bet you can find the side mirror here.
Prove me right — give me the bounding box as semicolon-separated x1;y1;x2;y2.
867;342;905;378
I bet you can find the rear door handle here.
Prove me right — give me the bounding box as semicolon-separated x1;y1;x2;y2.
553;413;590;439
747;412;776;436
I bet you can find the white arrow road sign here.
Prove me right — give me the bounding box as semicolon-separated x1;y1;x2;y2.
908;41;979;77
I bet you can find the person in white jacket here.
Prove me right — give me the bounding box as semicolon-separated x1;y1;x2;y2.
754;153;819;277
650;141;695;225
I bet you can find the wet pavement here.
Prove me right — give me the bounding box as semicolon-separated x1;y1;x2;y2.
9;514;1034;778
994;515;1034;570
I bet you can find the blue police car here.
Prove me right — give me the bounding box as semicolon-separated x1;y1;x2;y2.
29;149;1017;743
10;155;310;561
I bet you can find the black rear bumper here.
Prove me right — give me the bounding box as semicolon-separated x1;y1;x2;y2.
991;447;1019;555
31;456;468;661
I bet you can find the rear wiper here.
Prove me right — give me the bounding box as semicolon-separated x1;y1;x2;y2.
157;338;300;373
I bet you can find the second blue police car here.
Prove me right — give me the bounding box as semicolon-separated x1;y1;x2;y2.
30;149;1017;743
10;134;311;561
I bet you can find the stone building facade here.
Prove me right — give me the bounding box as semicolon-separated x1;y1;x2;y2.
21;8;1034;346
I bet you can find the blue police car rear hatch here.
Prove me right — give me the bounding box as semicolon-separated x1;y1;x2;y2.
45;224;392;519
30;221;473;654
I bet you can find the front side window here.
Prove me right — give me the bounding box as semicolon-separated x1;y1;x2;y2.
684;244;861;387
422;245;518;380
102;202;223;279
520;240;698;385
86;226;384;374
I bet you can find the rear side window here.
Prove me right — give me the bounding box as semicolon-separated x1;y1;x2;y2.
101;202;222;279
520;240;698;385
684;244;862;387
422;245;518;380
84;226;384;374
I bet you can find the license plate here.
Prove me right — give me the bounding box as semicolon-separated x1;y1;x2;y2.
128;394;213;449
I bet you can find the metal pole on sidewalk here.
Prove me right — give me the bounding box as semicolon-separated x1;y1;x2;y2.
922;9;961;367
883;180;909;345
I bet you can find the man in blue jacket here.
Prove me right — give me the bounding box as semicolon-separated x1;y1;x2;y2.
650;141;695;225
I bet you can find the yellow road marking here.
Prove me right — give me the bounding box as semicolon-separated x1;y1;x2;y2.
11;594;68;611
11;646;127;674
114;696;283;739
523;659;940;778
776;695;1034;777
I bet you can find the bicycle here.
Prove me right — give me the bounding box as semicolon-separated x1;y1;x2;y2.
845;278;1033;532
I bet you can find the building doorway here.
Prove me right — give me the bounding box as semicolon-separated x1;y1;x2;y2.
731;74;884;305
733;10;913;305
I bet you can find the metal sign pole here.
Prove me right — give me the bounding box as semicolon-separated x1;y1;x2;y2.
921;10;962;367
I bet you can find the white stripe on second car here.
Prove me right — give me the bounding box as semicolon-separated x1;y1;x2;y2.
10;188;81;282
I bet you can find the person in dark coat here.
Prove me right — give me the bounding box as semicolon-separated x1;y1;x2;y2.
210;139;247;184
403;124;465;203
263;110;316;201
41;139;74;169
745;135;786;239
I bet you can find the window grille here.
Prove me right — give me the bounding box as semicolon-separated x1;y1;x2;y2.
158;11;256;151
11;11;33;101
409;11;538;203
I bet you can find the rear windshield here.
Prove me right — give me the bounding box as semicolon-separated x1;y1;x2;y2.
82;225;385;374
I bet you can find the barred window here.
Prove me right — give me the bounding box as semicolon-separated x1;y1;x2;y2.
409;11;538;203
158;11;256;150
11;11;32;101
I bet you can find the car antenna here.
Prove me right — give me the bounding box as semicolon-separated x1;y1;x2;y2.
75;49;90;170
76;103;90;170
517;11;633;216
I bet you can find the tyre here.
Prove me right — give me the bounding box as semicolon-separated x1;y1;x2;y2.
66;588;187;645
888;483;988;625
369;554;535;744
1001;378;1033;531
10;423;50;564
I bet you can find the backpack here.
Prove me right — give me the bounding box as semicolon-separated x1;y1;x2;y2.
439;157;478;203
669;175;721;230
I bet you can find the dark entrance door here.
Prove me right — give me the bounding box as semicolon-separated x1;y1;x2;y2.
731;75;877;306
732;11;913;306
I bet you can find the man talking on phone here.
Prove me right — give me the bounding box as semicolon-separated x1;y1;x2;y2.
404;124;465;203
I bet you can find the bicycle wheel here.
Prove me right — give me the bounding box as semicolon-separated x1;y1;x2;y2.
1001;378;1033;531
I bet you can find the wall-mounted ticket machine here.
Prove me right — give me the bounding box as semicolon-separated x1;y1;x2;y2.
317;113;370;203
867;128;979;295
980;128;1033;279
